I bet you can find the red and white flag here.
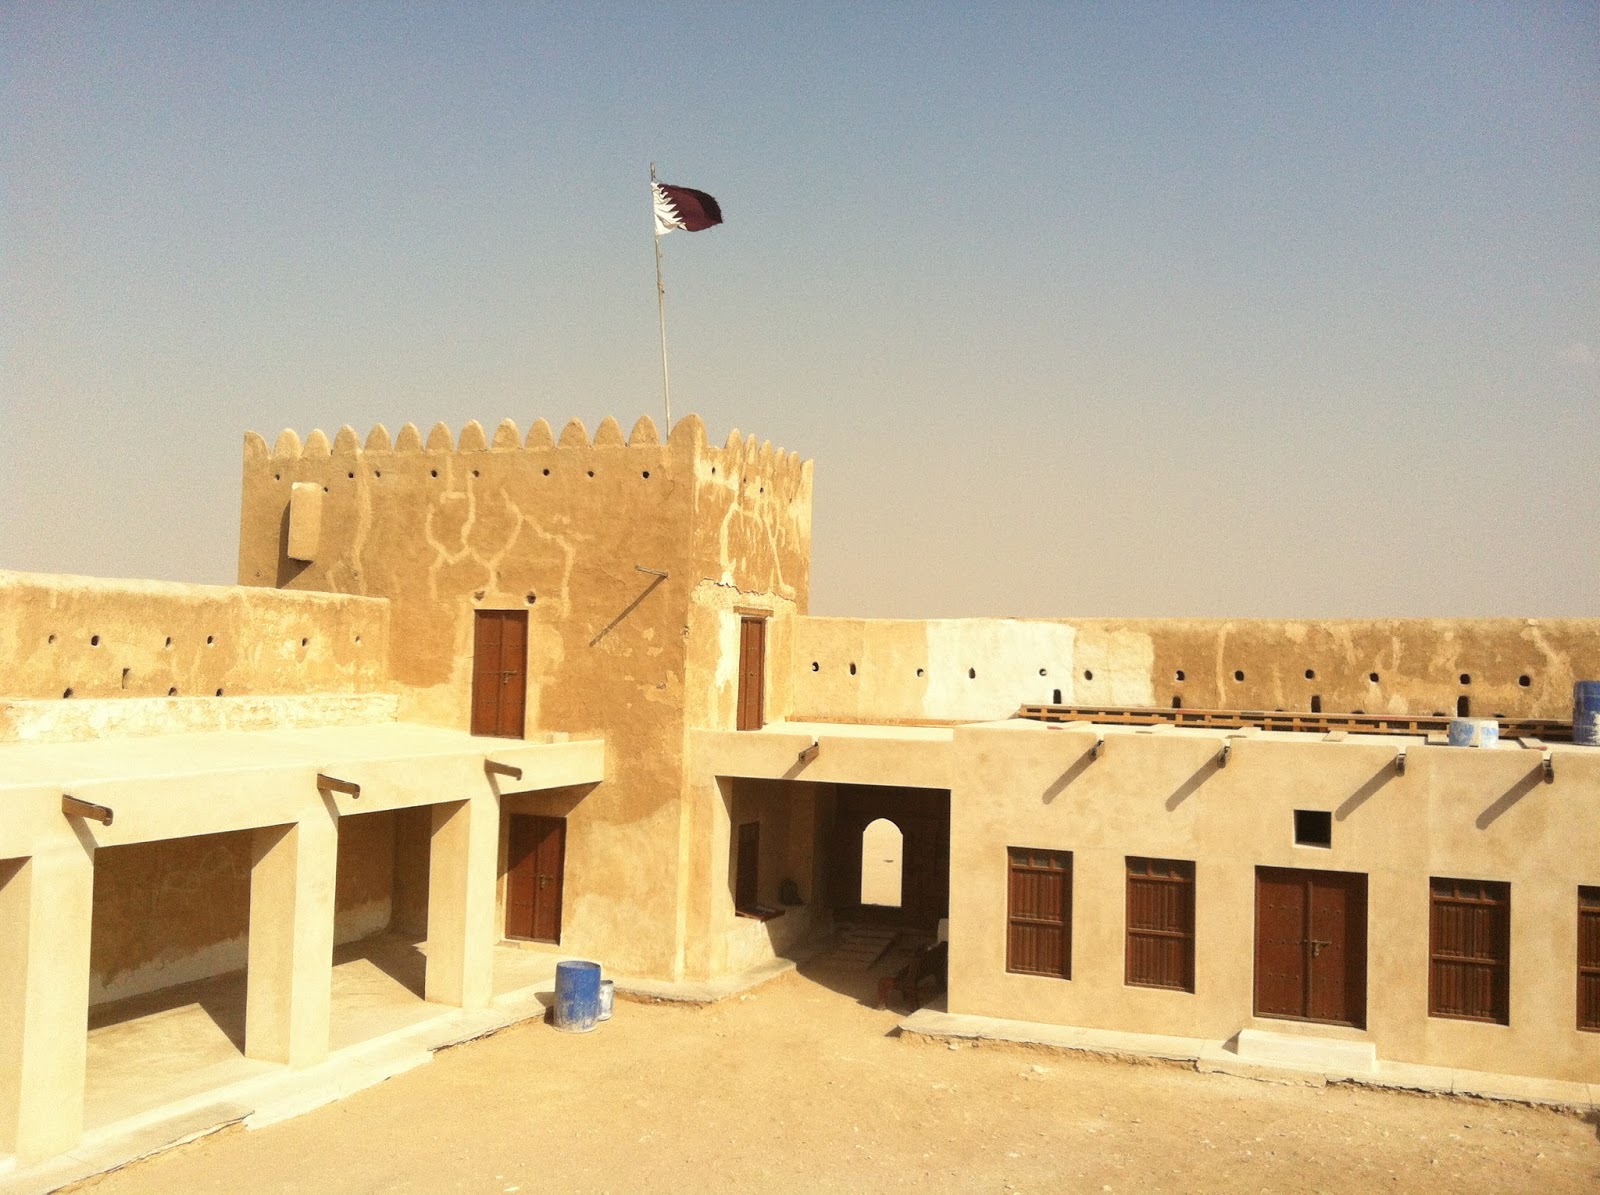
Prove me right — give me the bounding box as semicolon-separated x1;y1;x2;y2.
653;181;723;235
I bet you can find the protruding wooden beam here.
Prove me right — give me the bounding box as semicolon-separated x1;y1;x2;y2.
315;773;360;799
62;794;114;826
485;759;523;781
797;740;820;765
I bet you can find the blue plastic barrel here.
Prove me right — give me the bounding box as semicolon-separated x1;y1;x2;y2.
553;960;603;1032
1575;681;1600;747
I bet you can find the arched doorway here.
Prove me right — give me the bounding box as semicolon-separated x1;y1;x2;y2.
860;817;903;908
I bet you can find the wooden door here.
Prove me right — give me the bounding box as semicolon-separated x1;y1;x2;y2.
1254;867;1367;1027
737;616;766;731
735;822;760;911
471;610;527;738
505;815;564;943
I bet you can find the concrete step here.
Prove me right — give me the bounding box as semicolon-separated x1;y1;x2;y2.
1234;1028;1377;1073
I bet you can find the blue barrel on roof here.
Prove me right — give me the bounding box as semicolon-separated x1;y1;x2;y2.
553;960;603;1032
1575;681;1600;747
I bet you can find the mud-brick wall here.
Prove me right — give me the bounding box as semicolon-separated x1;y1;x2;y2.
0;569;389;701
236;413;817;978
89;811;405;1005
792;616;1600;724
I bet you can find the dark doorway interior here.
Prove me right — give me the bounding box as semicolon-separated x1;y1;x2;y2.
830;786;950;933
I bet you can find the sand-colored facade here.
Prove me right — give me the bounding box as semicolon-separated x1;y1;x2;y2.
2;412;1598;1174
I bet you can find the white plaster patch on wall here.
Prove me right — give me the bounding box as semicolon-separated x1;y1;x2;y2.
922;620;1078;721
1068;627;1156;707
90;934;249;1006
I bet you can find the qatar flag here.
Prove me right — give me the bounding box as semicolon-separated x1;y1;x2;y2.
653;181;723;235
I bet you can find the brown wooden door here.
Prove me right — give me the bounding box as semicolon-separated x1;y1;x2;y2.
505;815;564;943
471;610;527;738
735;821;760;911
737;617;766;731
1254;867;1367;1027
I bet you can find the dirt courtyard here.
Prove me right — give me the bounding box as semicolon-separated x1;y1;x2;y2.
75;948;1599;1194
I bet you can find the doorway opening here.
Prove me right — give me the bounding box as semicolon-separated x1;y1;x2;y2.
471;609;528;738
859;818;903;908
505;814;566;944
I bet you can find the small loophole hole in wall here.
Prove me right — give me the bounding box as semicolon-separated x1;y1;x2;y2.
542;468;550;476
1310;695;1322;713
121;667;130;689
916;668;925;677
525;593;536;605
354;634;362;645
274;473;281;481
1368;671;1380;683
1459;673;1471;685
347;471;355;480
215;688;224;697
1082;669;1093;681
1457;695;1471;717
968;668;976;680
47;633;57;644
90;634;101;647
1304;668;1315;680
642;470;650;479
811;661;819;671
587;470;595;478
163;636;172;649
849;662;857;676
300;637;309;647
759;486;764;494
322;485;329;493
472;469;480;478
430;469;438;478
1172;695;1183;708
374;470;382;478
1052;689;1062;704
168;687;178;697
711;467;717;475
1233;669;1244;682
62;687;73;699
1174;669;1185;682
206;635;215;646
1518;674;1531;687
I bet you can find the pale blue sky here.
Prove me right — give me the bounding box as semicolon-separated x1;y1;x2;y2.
4;3;1596;616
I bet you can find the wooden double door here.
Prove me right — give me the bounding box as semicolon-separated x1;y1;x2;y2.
1254;866;1368;1028
471;610;527;738
506;815;565;943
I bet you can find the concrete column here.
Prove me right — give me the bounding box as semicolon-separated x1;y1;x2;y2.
246;806;337;1068
0;838;95;1165
425;795;499;1010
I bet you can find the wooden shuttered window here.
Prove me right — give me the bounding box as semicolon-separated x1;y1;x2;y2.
1007;848;1071;979
1581;887;1600;1033
1126;857;1195;992
1429;877;1510;1024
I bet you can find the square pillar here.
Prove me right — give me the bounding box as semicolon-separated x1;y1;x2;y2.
425;795;499;1010
246;807;337;1068
0;839;95;1165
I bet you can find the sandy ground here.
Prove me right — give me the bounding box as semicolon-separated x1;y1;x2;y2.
75;943;1599;1195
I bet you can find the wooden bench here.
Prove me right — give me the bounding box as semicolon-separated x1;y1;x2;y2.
876;940;948;1011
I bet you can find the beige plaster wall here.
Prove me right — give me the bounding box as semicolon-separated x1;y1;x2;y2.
0;693;398;744
947;722;1600;1083
793;616;1600;725
0;571;389;704
87;811;402;1006
237;415;813;980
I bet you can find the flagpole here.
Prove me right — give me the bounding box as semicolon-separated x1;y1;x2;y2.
651;163;671;430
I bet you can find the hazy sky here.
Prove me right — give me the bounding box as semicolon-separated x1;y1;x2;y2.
5;4;1597;618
